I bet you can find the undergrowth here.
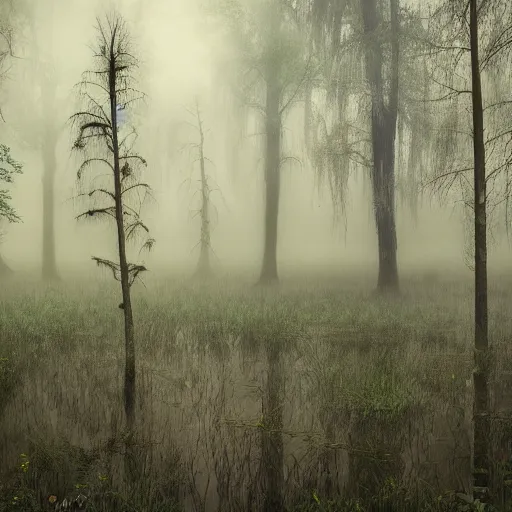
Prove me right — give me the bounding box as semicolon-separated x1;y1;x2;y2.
0;274;510;511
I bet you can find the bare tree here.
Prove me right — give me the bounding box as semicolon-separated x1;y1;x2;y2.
70;13;153;432
190;98;214;280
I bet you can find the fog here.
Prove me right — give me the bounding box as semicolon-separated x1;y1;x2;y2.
3;2;512;510
0;0;509;280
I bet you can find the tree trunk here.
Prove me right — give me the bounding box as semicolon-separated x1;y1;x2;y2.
195;102;212;279
37;14;59;282
261;341;284;511
109;49;135;432
361;0;400;293
469;0;490;502
258;56;281;285
42;127;59;281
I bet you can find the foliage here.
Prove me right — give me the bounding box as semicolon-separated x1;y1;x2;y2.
70;14;153;286
419;0;512;241
0;444;183;512
212;0;313;140
0;144;22;224
289;488;499;511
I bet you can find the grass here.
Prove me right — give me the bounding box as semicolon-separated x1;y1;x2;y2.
0;271;511;511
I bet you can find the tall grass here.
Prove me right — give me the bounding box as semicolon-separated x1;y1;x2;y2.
0;273;511;511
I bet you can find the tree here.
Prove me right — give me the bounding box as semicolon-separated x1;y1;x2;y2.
468;0;490;502
214;0;311;285
302;0;402;292
417;0;512;502
189;98;214;280
424;0;512;501
360;0;400;292
4;0;62;280
305;0;448;294
29;4;61;281
259;2;282;285
70;13;153;432
40;75;60;280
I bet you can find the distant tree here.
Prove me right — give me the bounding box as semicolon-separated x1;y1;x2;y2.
360;0;400;292
70;13;153;433
215;0;311;285
187;98;214;280
312;0;401;292
193;103;213;280
304;0;436;293
1;0;62;280
258;3;283;285
25;1;61;281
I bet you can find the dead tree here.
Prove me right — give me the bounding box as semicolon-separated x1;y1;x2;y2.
190;98;214;280
70;13;153;432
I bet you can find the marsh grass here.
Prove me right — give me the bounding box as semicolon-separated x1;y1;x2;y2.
0;273;511;511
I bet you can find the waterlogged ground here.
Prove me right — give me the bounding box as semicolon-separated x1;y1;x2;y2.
1;272;512;511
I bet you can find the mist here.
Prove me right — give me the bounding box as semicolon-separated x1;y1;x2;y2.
1;0;512;510
0;0;503;280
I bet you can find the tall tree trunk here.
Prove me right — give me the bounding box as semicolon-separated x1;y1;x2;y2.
469;0;490;502
33;7;59;282
41;127;59;281
361;0;400;293
195;102;212;279
258;58;281;285
109;48;135;432
261;341;284;511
